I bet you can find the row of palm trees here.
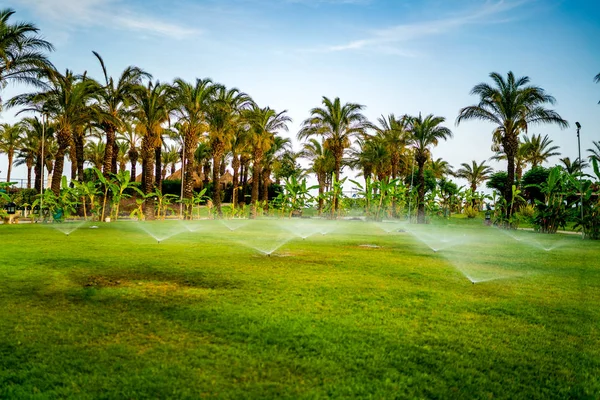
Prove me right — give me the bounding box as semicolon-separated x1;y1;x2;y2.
1;8;599;222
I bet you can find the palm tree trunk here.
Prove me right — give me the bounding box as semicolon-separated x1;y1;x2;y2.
232;155;240;209
141;137;155;220
75;135;85;182
103;125;115;176
250;162;261;219
26;160;32;189
52;146;67;195
155;146;162;191
6;152;13;182
111;141;118;174
129;148;138;182
241;156;249;205
34;153;42;192
212;151;223;217
333;150;343;212
503;136;518;219
69;144;77;181
391;151;399;180
261;167;270;203
317;173;324;216
417;160;426;224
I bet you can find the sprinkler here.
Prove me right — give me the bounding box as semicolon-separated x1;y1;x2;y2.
157;240;161;244
267;253;271;257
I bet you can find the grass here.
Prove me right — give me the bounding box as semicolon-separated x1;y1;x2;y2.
1;218;599;399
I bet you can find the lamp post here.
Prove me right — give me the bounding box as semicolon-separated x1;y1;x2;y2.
576;121;584;238
40;112;46;219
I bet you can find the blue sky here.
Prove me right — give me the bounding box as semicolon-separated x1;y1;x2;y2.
2;0;600;186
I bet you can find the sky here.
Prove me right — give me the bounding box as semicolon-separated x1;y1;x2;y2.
1;0;600;189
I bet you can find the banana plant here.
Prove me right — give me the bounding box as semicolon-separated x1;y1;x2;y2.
94;168;117;222
72;180;100;220
276;176;317;218
151;188;179;220
109;170;143;221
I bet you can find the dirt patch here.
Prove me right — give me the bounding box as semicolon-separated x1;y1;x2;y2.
82;276;125;288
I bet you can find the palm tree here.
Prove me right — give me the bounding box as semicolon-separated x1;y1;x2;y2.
298;97;367;184
261;135;292;202
370;114;410;179
559;157;588;176
161;143;180;179
19;116;54;191
457;71;568;218
299;138;334;215
455;160;493;202
206;86;251;216
428;158;453;180
244;105;291;217
407;113;453;223
116;141;129;173
194;140;212;188
13;124;38;188
118;123;141;182
229;124;249;209
85;140;105;169
587;141;600;163
349;135;390;184
8;69;100;194
0;8;54;107
521;133;560;167
172;78;218;214
0;122;21;182
130;81;174;219
92;52;150;176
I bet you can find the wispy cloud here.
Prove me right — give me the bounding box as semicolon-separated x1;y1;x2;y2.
321;0;530;54
18;0;200;39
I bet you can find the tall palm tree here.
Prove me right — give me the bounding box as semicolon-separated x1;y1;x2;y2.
408;113;453;223
205;86;251;216
457;71;568;217
161;143;180;179
14;124;38;188
229;124;249;208
92;52;150;176
521;133;560;167
455;160;493;199
261;135;292;202
194;140;212;188
349;135;390;184
298;96;367;184
428;157;453;180
172;78;218;214
587;141;600;163
244;105;291;217
85;140;105;170
19;116;54;191
116;140;129;173
299;138;334;215
8;69;100;193
118;122;141;182
559;157;588;176
0;122;21;182
0;8;54;107
370;114;410;179
130;81;174;219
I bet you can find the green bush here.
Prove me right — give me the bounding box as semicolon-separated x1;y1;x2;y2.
464;206;479;218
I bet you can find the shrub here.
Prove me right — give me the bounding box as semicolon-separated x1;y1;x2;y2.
464;206;479;218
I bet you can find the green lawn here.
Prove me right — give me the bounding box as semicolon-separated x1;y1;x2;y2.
1;219;599;399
